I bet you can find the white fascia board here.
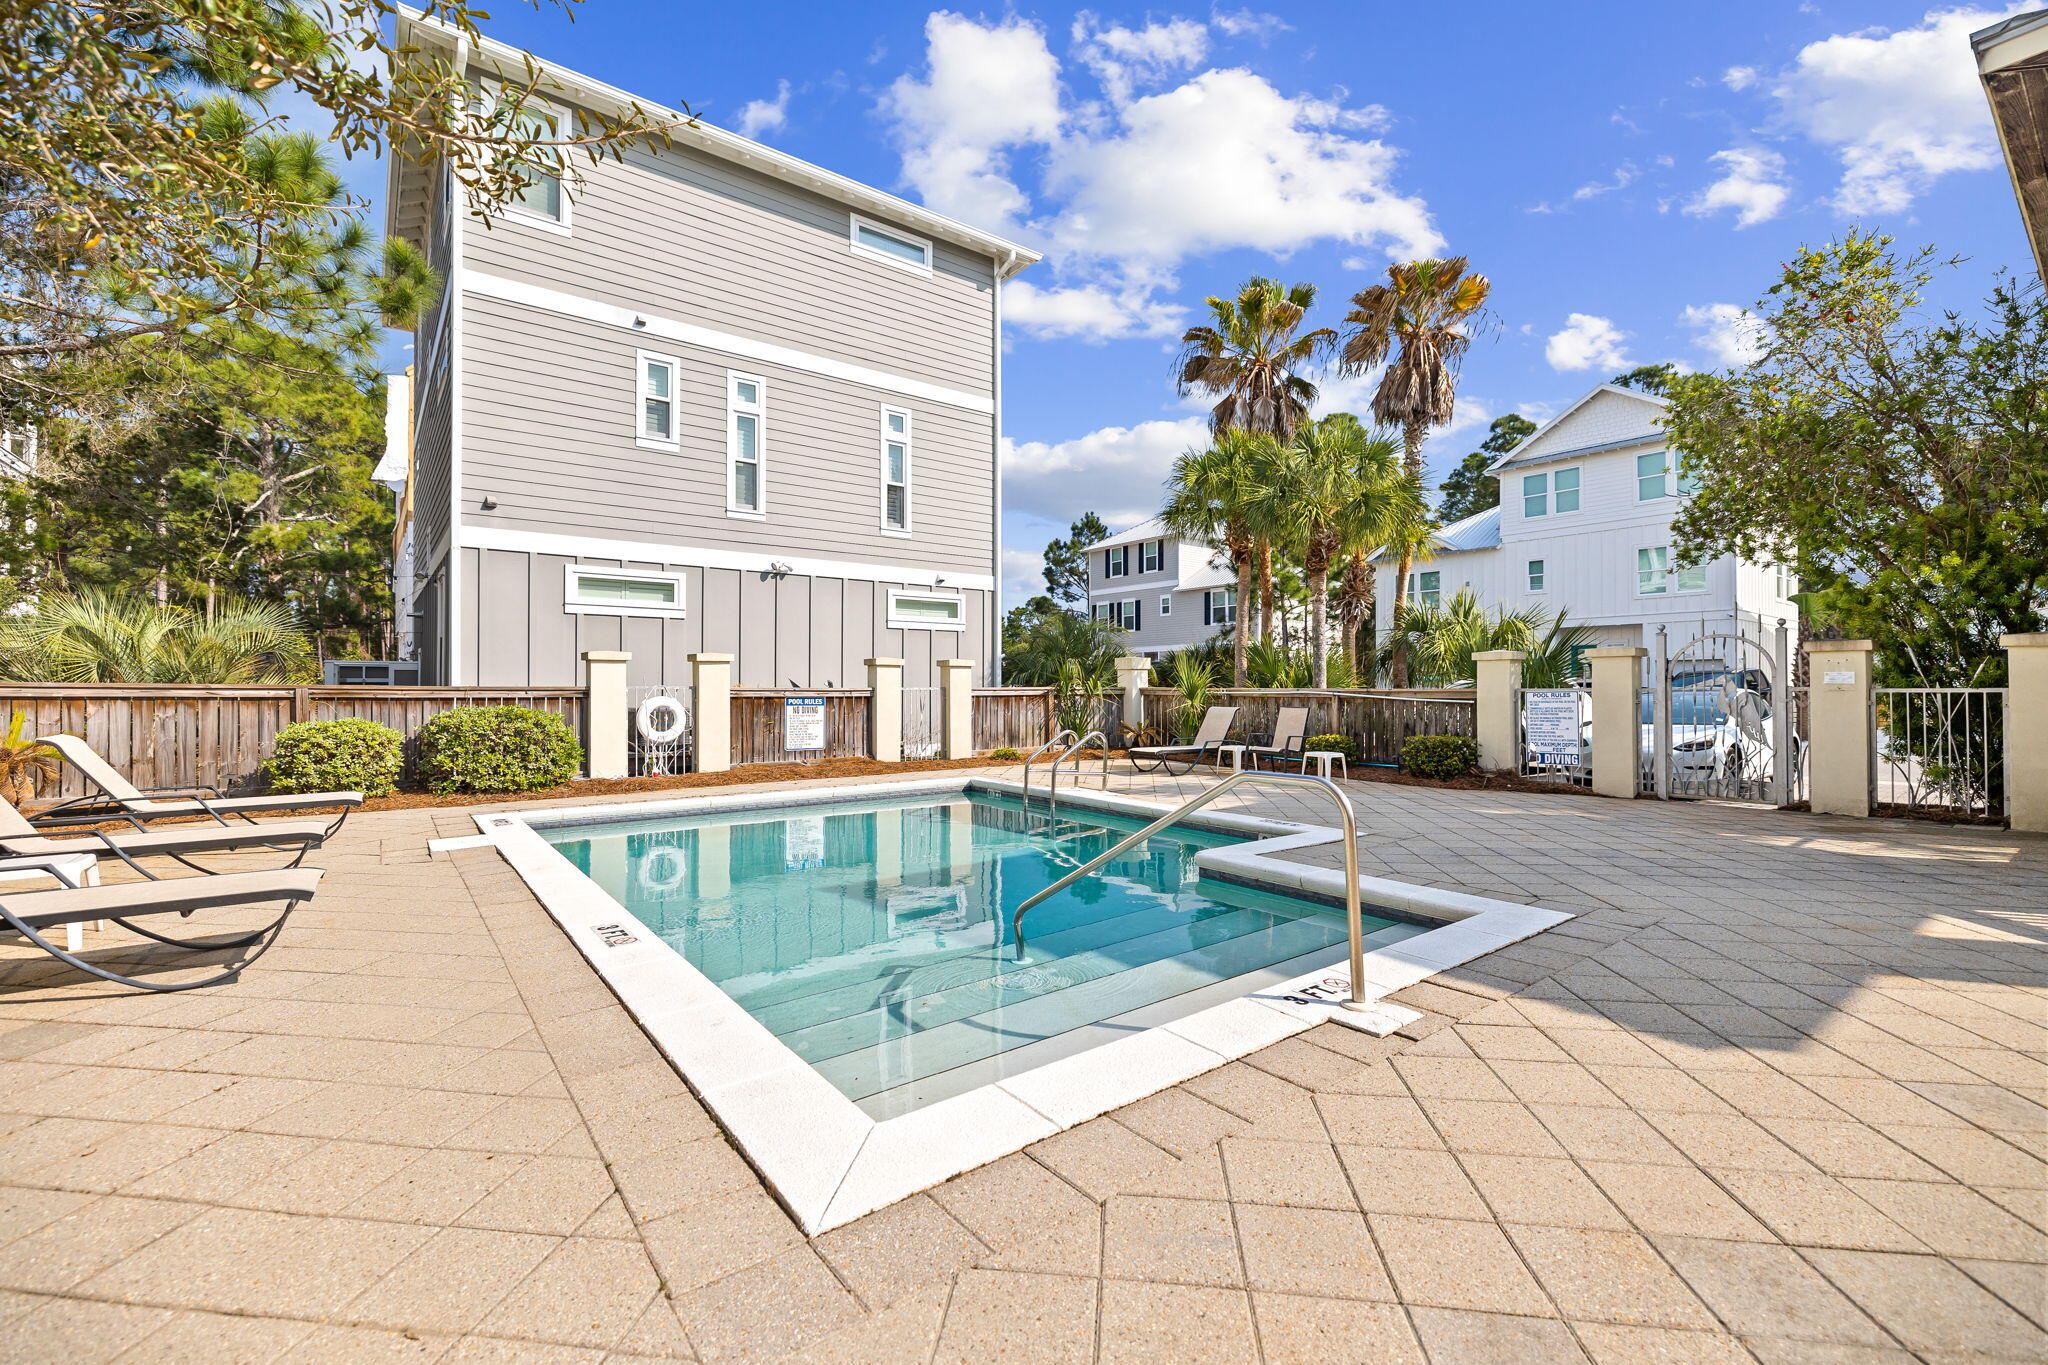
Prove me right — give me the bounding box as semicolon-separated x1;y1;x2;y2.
1484;384;1668;476
459;524;996;592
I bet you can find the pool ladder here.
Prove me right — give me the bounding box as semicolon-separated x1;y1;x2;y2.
1045;730;1109;809
1009;769;1378;1010
1019;730;1078;807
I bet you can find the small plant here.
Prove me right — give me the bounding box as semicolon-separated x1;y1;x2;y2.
416;705;583;794
1166;649;1215;739
1052;659;1110;737
1401;735;1479;780
0;712;58;806
265;718;404;797
1302;733;1360;764
985;746;1023;761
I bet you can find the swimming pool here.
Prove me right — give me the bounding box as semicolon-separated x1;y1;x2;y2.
545;790;1421;1117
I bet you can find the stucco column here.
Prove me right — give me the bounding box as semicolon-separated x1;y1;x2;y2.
1587;646;1647;800
1803;639;1875;817
1472;650;1525;773
867;657;904;763
938;658;976;759
580;651;630;780
690;652;733;774
1115;656;1152;743
2001;634;2048;833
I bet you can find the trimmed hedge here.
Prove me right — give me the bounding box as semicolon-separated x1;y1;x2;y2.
415;705;583;794
1302;733;1360;763
1401;734;1479;780
265;718;403;797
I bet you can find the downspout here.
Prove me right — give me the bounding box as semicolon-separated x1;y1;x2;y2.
992;248;1017;685
445;27;471;685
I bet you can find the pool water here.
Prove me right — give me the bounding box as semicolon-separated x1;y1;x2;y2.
545;790;1417;1117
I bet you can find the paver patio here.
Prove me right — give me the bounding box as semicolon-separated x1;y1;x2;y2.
0;766;2041;1362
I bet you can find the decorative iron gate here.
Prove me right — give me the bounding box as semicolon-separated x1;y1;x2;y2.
1874;687;2006;820
903;686;940;759
1649;623;1792;804
627;685;692;776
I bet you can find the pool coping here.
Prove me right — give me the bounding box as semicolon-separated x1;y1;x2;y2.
465;775;1574;1234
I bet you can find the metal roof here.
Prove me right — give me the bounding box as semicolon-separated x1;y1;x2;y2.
1369;505;1499;562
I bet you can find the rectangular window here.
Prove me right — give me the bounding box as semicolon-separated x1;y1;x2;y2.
1637;546;1668;595
1527;559;1546;592
1553;466;1580;513
493;95;569;230
1204;588;1236;626
1774;563;1798;599
880;407;911;533
1408;570;1441;608
1674;561;1708;593
1675;453;1700;498
1104;599;1141;630
1637;451;1670;501
850;215;933;273
1522;471;1548;519
636;352;679;449
1139;540;1162;574
725;372;765;514
1105;546;1128;578
1159;595;1172;616
887;590;964;630
564;565;686;618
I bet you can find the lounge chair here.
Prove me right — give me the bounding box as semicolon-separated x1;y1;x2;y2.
1127;706;1240;776
30;735;361;837
0;795;327;875
1246;707;1310;770
0;856;320;992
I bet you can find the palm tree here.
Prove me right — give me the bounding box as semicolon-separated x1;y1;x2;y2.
1341;257;1492;685
1246;417;1422;686
1162;429;1283;685
1372;588;1593;690
1003;609;1124;687
0;591;316;683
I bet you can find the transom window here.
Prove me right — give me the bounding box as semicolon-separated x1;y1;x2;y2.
887;590;964;630
565;566;686;617
881;407;912;533
1203;588;1236;626
1522;466;1580;518
636;352;679;449
1408;570;1441;608
1527;559;1546;592
728;372;765;516
850;215;933;273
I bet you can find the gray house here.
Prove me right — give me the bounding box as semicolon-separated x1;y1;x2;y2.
384;13;1039;689
1084;517;1235;660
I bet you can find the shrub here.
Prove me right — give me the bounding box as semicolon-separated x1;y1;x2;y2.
1303;733;1360;764
265;718;404;797
1401;735;1479;780
985;746;1023;761
416;705;582;794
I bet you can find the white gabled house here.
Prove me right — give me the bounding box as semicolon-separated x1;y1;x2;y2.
1082;517;1236;659
1373;384;1800;668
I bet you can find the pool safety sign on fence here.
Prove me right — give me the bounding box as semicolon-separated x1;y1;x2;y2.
784;696;826;752
1523;689;1584;767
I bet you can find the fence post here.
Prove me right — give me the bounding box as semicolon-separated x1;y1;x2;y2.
867;657;904;763
937;659;975;759
1115;656;1152;741
581;651;630;780
1802;639;1875;818
1472;650;1525;773
690;653;733;774
2001;634;2047;833
1588;647;1647;799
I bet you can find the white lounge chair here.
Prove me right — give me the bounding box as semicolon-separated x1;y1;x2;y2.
0;796;327;874
1246;707;1311;770
1127;706;1239;775
31;734;361;837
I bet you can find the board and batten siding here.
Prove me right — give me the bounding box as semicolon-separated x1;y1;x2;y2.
461;130;995;396
459;296;993;575
457;547;991;691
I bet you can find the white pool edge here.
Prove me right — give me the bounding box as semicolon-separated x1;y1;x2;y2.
469;775;1573;1233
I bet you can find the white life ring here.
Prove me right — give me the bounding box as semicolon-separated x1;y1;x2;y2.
635;695;688;744
639;845;688;893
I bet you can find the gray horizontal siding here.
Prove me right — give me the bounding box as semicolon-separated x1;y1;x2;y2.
462;131;995;396
411;352;454;565
459;295;995;574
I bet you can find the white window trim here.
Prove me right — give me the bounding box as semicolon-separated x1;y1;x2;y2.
491;94;574;236
849;213;933;274
1159;595;1172;616
1525;559;1547;594
1636;450;1673;503
1552;465;1583;515
563;564;687;618
886;589;965;631
726;370;766;519
635;351;680;452
1139;540;1163;575
879;405;912;536
1633;544;1711;599
1105;546;1128;579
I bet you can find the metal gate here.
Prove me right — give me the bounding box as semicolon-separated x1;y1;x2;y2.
627;685;693;776
903;686;940;759
1649;623;1791;803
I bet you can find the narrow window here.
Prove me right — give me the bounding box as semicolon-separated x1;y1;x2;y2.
887;591;964;630
1105;546;1128;578
1637;546;1669;595
1139;540;1162;574
1159;595;1172;616
636;352;679;449
1522;471;1548;518
1527;559;1546;592
565;566;686;617
1637;451;1669;501
1127;598;1141;630
881;407;911;532
1553;467;1581;513
850;215;933;272
1675;453;1700;498
494;95;569;228
727;372;765;514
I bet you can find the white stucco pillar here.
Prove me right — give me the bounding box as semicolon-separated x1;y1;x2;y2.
1803;639;1875;817
581;651;630;780
1587;646;1647;800
867;657;904;763
1115;655;1152;743
938;658;976;759
2000;634;2047;833
690;652;733;774
1472;649;1525;773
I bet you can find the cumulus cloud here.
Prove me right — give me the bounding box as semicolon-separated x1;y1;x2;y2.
1685;147;1791;228
1072;14;1208;105
1004;280;1187;341
1545;314;1632;372
1003;416;1210;525
734;80;791;139
1681;303;1766;367
1766;5;2017;214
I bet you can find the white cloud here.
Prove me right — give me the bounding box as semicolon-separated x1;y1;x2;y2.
878;12;1063;230
1722;65;1758;91
1001;547;1051;603
1072;14;1208;105
1003;416;1210;525
1767;5;2018;214
1545;314;1632;372
1210;8;1290;38
1573;160;1640;201
1005;280;1187;341
1685;147;1791;228
734;80;791;139
1681;303;1766;367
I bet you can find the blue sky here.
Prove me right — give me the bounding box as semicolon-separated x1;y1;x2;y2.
323;2;2032;604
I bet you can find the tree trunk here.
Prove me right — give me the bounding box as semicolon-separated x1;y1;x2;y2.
1389;419;1427;688
1232;554;1253;686
1308;561;1330;689
1257;541;1275;645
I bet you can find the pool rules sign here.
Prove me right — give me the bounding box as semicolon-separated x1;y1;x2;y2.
784;696;826;752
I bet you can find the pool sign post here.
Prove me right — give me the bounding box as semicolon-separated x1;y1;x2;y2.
1521;688;1584;769
784;696;826;752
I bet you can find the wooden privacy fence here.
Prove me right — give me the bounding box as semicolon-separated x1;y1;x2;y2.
729;689;872;766
0;685;588;800
972;688;1054;752
1140;687;1476;766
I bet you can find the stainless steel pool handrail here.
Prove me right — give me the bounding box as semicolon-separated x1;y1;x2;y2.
1046;730;1108;808
1010;770;1375;1008
1019;730;1077;805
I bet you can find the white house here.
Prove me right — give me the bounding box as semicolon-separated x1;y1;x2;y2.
1373;384;1799;669
1083;517;1236;659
